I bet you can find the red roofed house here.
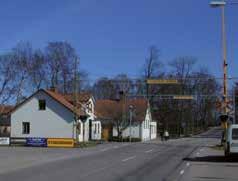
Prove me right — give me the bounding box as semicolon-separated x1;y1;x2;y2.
96;98;157;142
10;88;101;142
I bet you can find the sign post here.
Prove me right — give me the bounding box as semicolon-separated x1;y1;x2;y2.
147;79;178;85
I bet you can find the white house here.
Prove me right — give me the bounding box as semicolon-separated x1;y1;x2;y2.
96;98;157;142
64;93;101;141
10;89;101;142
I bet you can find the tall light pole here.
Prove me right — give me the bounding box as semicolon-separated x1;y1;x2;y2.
129;105;134;143
74;57;79;143
210;1;229;125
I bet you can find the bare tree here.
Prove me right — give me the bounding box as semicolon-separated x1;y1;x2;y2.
143;46;163;100
0;53;19;104
11;42;34;104
45;41;78;93
28;50;47;91
93;77;116;100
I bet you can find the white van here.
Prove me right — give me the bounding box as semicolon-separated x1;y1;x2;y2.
224;124;238;156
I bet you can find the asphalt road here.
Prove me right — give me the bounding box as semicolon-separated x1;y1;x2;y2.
0;128;222;181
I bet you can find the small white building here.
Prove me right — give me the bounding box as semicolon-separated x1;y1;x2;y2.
96;99;157;142
64;93;101;141
10;89;101;142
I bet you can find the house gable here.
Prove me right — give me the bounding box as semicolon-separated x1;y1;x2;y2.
10;90;76;138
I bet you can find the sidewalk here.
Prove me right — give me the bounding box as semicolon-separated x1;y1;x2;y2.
178;146;238;181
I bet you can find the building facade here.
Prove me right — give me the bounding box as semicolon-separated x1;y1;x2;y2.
96;99;157;142
10;89;101;142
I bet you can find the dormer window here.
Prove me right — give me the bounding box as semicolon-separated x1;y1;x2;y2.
39;100;46;110
87;103;92;113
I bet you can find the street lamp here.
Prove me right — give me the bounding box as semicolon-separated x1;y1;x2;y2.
129;105;134;142
210;1;228;123
210;1;226;7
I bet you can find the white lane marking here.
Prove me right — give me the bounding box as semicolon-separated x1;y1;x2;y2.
113;146;119;149
122;156;136;162
186;162;190;167
200;148;204;152
145;149;153;153
101;148;110;152
180;170;185;175
196;152;200;156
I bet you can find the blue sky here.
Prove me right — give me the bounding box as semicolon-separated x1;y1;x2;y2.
0;0;237;84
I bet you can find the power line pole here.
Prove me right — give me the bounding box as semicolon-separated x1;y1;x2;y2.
129;105;133;143
210;1;229;129
221;5;228;118
74;57;79;143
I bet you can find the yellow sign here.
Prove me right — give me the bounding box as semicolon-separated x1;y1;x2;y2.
47;138;75;148
147;79;178;84
173;96;194;100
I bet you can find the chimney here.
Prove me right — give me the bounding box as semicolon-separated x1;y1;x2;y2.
119;91;125;101
49;86;57;93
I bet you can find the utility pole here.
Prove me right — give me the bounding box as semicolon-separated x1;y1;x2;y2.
210;1;229;127
234;86;236;124
129;105;133;143
221;5;228;118
74;57;79;143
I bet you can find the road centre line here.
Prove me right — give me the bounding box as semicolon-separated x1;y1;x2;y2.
122;156;136;162
101;148;110;152
180;170;185;175
145;149;153;153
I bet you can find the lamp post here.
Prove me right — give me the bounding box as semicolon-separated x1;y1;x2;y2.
129;105;134;142
210;1;228;124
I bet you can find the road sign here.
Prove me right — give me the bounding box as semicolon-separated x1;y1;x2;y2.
173;95;194;100
0;137;10;145
26;138;47;147
47;138;74;148
147;79;178;84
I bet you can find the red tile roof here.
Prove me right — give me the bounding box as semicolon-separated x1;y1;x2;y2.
63;93;92;103
95;99;149;122
0;105;14;114
45;90;86;117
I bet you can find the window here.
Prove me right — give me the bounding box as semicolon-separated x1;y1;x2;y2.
39;100;46;110
87;103;92;113
77;122;81;135
97;123;100;134
94;123;97;134
22;122;30;134
232;129;238;140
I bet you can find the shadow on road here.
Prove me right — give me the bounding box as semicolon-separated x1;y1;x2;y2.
183;155;238;163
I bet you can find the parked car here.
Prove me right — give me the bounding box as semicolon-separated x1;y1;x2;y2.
224;124;238;156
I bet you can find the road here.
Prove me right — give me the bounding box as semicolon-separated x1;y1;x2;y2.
0;128;223;181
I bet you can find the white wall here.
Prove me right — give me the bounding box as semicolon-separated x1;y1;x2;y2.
150;122;157;140
91;121;101;140
112;107;153;142
113;124;140;138
78;119;84;142
141;108;152;141
11;91;76;139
